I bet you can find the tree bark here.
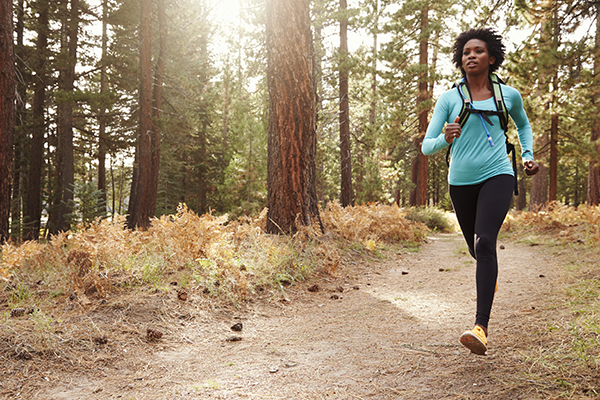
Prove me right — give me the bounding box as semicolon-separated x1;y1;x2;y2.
410;7;429;207
339;0;353;207
265;0;320;234
24;0;48;241
149;0;166;217
49;0;78;234
588;4;600;206
98;0;108;211
12;0;25;242
530;4;553;210
516;168;527;210
369;0;378;126
548;112;558;201
127;0;154;230
530;158;548;209
0;0;16;243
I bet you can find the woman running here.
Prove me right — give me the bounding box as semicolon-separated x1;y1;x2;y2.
422;27;539;355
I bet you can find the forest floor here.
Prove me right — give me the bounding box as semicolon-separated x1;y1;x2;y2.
2;232;599;399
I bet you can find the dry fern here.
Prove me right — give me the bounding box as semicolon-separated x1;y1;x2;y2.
320;201;428;243
503;201;600;243
1;202;428;302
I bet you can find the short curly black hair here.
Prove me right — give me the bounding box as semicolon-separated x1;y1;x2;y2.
452;28;505;75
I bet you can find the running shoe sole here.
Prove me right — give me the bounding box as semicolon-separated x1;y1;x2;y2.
460;331;487;355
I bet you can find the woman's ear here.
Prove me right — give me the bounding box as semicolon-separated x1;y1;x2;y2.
489;56;496;66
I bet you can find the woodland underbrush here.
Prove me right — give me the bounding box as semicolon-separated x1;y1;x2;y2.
502;201;600;390
0;202;430;361
502;201;600;245
0;202;429;302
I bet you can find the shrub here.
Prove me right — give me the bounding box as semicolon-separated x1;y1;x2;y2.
403;207;455;232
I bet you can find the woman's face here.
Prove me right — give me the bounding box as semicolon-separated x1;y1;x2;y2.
461;39;495;76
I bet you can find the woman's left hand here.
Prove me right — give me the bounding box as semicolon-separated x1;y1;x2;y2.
524;160;539;176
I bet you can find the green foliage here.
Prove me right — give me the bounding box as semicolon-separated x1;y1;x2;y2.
8;283;30;308
70;181;107;228
403;206;454;232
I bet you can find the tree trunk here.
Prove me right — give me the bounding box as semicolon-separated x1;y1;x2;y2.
221;64;230;176
409;7;429;207
339;0;353;207
127;0;154;230
12;0;25;242
369;0;378;126
516;168;527;210
98;0;108;211
588;5;600;206
0;0;16;243
265;0;320;234
529;5;553;210
149;0;166;217
195;9;209;213
24;0;48;241
549;112;558;201
530;158;548;209
49;0;78;234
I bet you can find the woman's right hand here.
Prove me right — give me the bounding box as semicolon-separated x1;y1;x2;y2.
445;116;461;144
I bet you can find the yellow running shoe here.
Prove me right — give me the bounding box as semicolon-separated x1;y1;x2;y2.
495;281;498;293
460;325;487;355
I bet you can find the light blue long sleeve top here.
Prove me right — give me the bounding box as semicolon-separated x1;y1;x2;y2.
421;83;534;186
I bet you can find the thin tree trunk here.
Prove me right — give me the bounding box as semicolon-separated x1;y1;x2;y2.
339;0;353;207
149;0;166;217
98;0;108;210
221;63;230;174
410;7;429;206
312;0;325;205
110;156;116;215
549;112;558;201
530;5;553;210
127;0;153;230
247;140;252;204
0;0;16;243
196;8;209;213
24;0;48;241
548;13;559;202
12;0;25;242
588;4;600;206
118;160;124;214
369;0;378;126
516;168;527;210
265;0;320;234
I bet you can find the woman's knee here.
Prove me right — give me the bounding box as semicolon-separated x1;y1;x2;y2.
474;233;496;257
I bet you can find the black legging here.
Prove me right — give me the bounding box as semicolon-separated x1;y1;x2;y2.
449;174;514;329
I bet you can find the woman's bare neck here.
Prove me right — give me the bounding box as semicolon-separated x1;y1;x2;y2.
466;73;493;101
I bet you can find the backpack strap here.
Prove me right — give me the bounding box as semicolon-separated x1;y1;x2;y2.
490;73;509;132
455;77;472;128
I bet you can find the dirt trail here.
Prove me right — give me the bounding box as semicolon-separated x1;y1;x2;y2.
35;233;562;399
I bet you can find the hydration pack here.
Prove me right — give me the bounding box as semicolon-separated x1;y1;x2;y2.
445;73;519;195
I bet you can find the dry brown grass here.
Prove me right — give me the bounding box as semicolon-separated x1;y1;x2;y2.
501;201;600;385
502;201;600;244
321;201;429;243
0;202;427;306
